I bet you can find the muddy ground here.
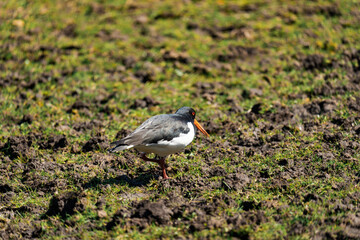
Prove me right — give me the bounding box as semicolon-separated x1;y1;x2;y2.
1;0;360;239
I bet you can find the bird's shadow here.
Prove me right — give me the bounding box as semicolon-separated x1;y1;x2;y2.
82;171;158;189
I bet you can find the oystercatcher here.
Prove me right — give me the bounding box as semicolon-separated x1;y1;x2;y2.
109;107;209;179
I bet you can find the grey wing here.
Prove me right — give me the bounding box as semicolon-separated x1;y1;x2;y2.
109;116;163;147
120;114;189;146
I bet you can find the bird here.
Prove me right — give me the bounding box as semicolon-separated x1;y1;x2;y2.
109;107;210;179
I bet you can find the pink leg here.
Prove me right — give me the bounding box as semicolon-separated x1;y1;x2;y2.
158;157;170;179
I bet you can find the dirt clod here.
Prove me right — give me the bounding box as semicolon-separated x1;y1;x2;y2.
39;135;68;150
2;136;32;159
82;135;109;152
67;100;90;113
302;54;326;70
0;184;12;193
162;50;190;63
73;120;103;132
130;96;159;109
218;45;258;62
45;191;86;219
18;114;34;125
132;200;173;225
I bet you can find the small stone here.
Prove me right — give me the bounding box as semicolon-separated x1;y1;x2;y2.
97;210;108;218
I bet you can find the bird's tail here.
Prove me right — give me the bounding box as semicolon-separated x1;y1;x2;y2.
108;140;134;153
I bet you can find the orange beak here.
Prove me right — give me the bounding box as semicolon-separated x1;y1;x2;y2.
194;119;210;137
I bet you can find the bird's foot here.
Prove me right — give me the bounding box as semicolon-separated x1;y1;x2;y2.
162;175;171;180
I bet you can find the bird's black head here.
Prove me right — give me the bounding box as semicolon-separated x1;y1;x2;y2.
175;106;210;137
175;106;196;120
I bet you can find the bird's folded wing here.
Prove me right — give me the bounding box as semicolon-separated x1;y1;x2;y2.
121;114;189;146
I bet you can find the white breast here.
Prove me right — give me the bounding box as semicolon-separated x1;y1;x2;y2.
135;122;195;157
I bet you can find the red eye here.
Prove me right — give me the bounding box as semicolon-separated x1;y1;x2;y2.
192;112;195;116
